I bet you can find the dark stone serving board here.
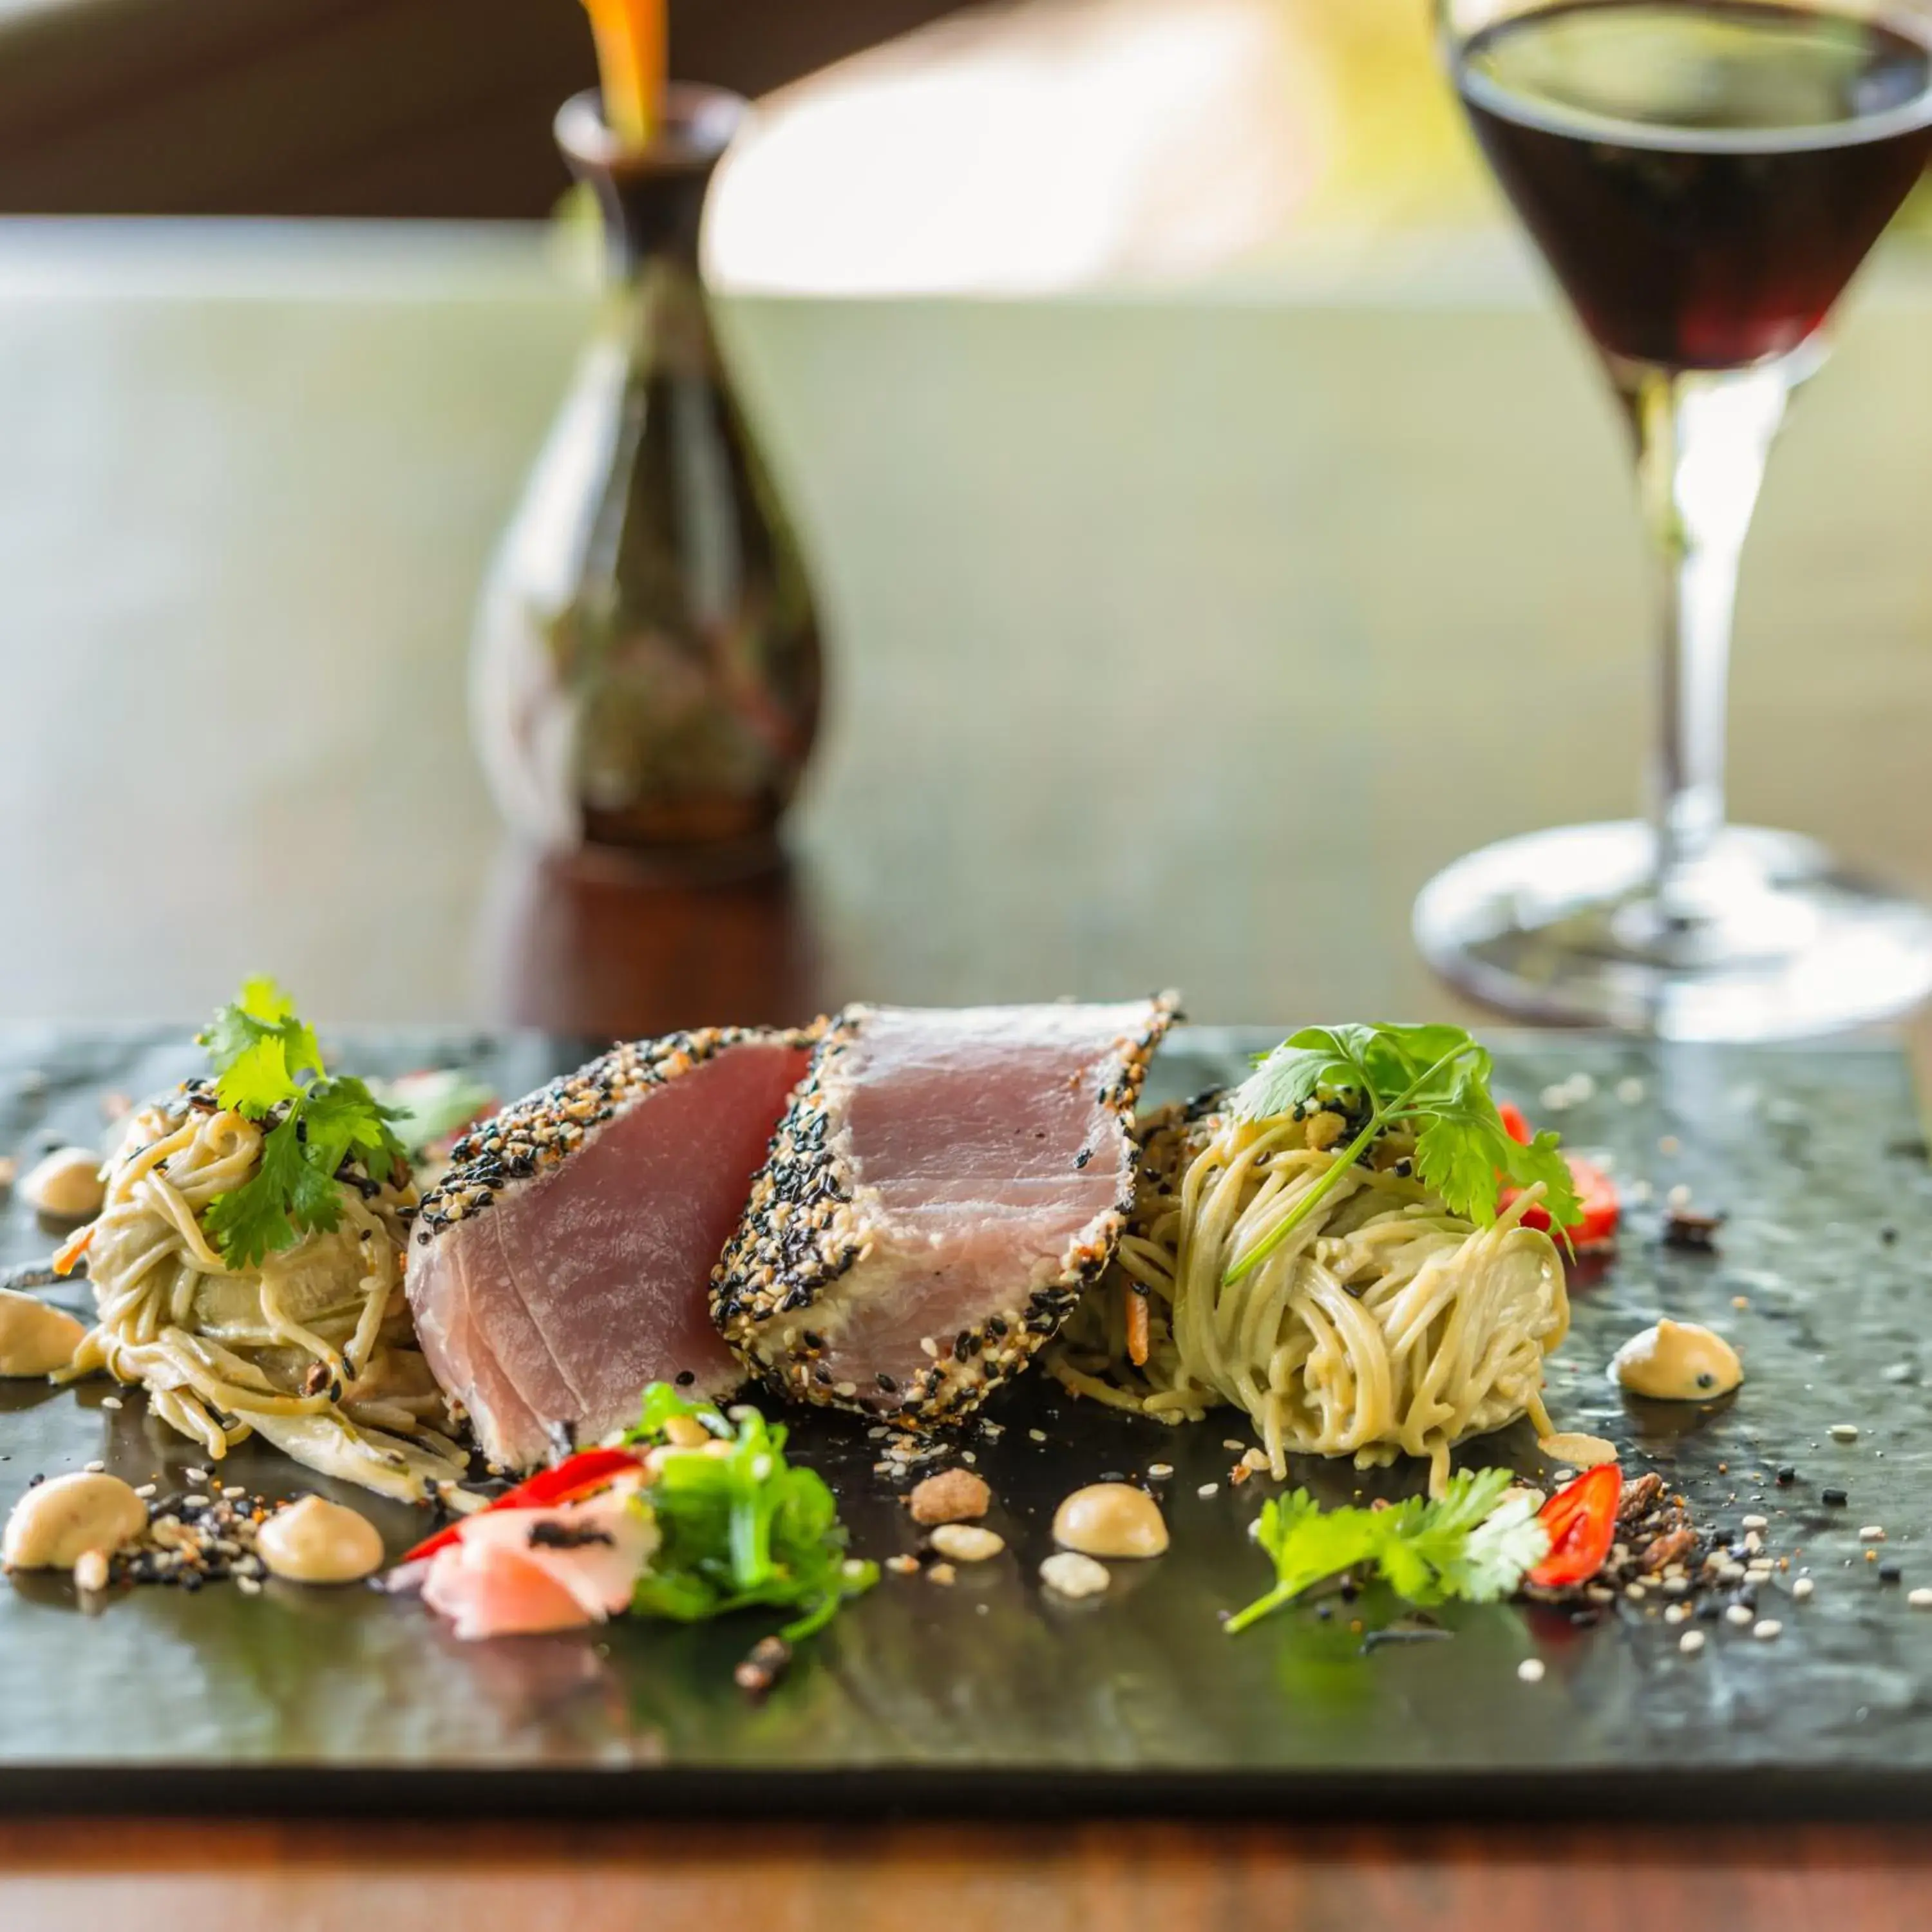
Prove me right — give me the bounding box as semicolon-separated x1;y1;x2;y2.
0;1022;1929;1821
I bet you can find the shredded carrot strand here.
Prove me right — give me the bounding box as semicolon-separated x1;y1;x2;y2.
52;1224;94;1276
582;0;666;148
1125;1281;1150;1368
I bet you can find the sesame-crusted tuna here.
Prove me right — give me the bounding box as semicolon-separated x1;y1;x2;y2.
407;1026;817;1470
712;998;1177;1426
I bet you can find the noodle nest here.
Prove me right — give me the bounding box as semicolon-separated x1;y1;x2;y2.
1048;1101;1569;1493
59;1090;466;1502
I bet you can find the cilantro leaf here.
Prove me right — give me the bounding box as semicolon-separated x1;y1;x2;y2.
202;1117;310;1267
1225;1468;1548;1634
196;980;411;1269
1223;1022;1578;1284
625;1385;875;1644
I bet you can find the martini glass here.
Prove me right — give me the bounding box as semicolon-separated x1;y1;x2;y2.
1417;0;1932;1038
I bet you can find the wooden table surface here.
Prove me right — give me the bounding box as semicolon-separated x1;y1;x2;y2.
3;217;1932;1924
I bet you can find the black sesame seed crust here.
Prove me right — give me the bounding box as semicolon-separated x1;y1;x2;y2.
410;1025;822;1251
712;995;1179;1428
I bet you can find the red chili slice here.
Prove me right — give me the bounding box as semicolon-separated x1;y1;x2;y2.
1498;1103;1619;1249
398;1444;643;1565
1528;1463;1622;1589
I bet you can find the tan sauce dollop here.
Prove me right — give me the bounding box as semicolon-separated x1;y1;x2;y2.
256;1495;385;1585
1052;1482;1169;1558
1613;1320;1743;1402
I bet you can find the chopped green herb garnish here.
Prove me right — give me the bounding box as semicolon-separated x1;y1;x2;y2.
1225;1468;1549;1635
197;977;408;1269
625;1383;876;1643
1225;1023;1581;1283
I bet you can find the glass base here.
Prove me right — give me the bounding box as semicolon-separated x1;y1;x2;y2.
1413;822;1932;1041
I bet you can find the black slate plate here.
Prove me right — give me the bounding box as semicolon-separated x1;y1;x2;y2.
1;1023;1929;1821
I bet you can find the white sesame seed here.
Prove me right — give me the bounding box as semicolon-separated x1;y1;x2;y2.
1680;1629;1706;1655
100;1397;122;1412
236;1575;261;1596
1148;1463;1173;1479
1039;1551;1110;1600
1567;1073;1596;1102
1830;1424;1859;1443
1197;1483;1219;1499
1616;1077;1645;1105
1726;1604;1755;1627
1667;1183;1693;1208
1028;1429;1048;1443
82;1460;104;1474
1910;1589;1932;1611
1743;1530;1764;1553
184;1493;210;1508
1539;1084;1571;1112
1741;1513;1768;1531
1222;1439;1246;1453
1517;1658;1546;1683
1861;1525;1887;1542
1753;1620;1783;1642
1664;1604;1688;1625
1662;1577;1689;1596
930;1524;1003;1563
1715;1560;1747;1583
1624;1583;1647;1601
133;1483;155;1499
1793;1577;1815;1602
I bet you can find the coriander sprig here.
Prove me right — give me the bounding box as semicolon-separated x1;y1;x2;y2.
1224;1468;1548;1634
1223;1023;1581;1284
197;978;408;1269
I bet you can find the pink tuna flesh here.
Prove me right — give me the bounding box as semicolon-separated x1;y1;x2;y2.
408;1034;811;1470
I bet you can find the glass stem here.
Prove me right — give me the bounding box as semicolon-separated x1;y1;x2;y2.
1620;358;1794;925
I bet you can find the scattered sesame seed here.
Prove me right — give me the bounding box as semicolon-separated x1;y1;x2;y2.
82;1461;104;1474
1039;1551;1110;1600
1741;1513;1768;1531
1726;1604;1755;1627
1615;1077;1645;1105
1680;1630;1705;1655
927;1562;958;1587
1197;1483;1219;1499
236;1575;261;1596
1665;1604;1688;1624
885;1555;920;1577
1517;1658;1546;1683
1861;1526;1887;1542
1222;1439;1246;1453
1909;1589;1932;1611
1667;1183;1693;1208
183;1493;210;1509
929;1524;1004;1563
1752;1620;1782;1642
1028;1429;1048;1444
133;1483;155;1499
99;1397;122;1412
1830;1424;1859;1443
1147;1463;1173;1479
1792;1577;1814;1602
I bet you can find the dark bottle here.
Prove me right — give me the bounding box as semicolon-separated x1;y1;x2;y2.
472;87;822;876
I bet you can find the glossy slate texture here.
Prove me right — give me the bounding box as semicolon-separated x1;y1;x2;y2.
0;1025;1929;1817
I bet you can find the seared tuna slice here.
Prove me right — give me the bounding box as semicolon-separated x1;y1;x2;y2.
712;997;1177;1426
407;1026;816;1471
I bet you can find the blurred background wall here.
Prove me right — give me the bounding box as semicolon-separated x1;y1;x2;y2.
0;0;970;216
